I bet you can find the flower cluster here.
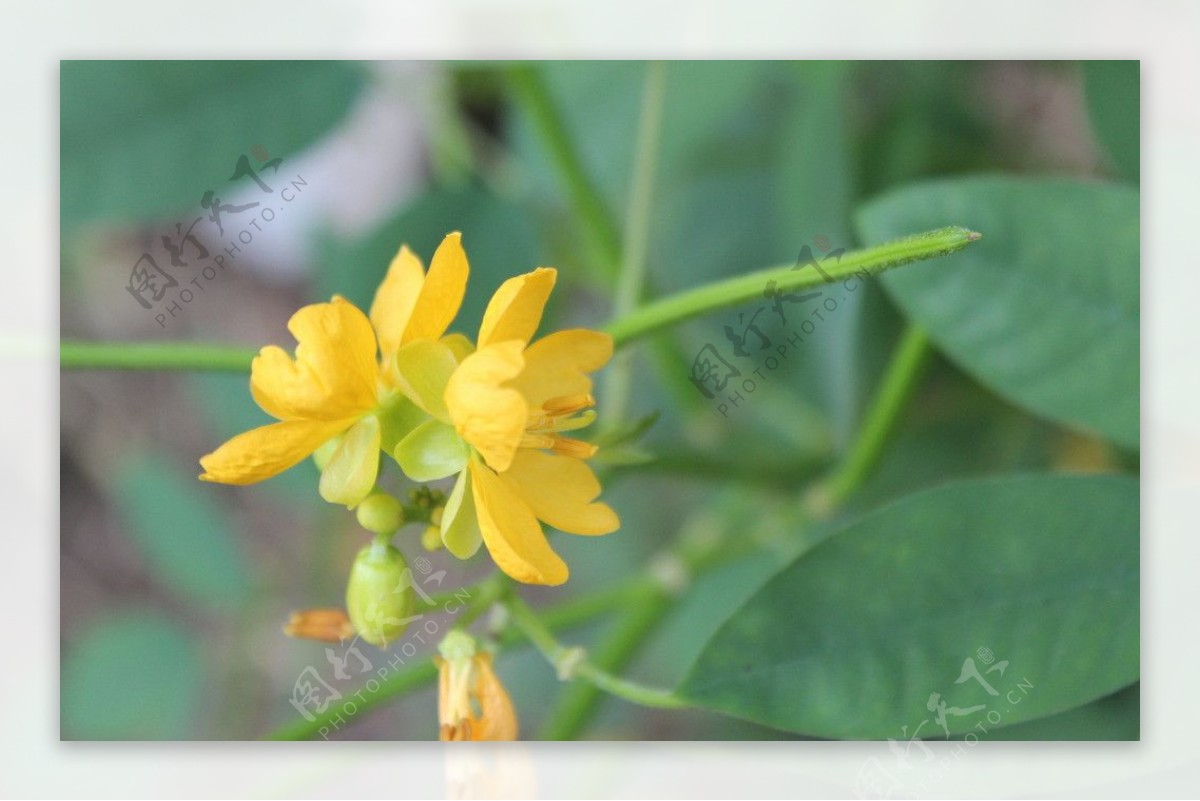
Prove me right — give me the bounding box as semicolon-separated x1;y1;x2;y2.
199;232;620;588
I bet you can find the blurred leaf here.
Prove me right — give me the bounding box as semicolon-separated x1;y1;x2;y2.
62;611;203;739
61;60;364;227
679;474;1138;738
858;176;1139;450
1083;61;1139;182
117;453;251;609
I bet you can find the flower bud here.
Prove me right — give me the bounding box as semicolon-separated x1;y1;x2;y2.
282;608;355;643
356;492;404;535
346;542;415;646
421;524;444;552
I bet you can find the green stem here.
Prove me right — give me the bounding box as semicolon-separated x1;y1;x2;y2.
506;64;622;275
605;227;982;348
602;61;666;426
505;592;686;713
539;584;676;739
61;340;256;372
817;325;932;510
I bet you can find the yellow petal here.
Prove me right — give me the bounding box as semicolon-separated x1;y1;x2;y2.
503;451;619;535
445;341;528;473
477;267;557;348
199;419;349;485
471;653;519;740
250;298;380;421
370;244;425;360
509;329;613;410
402;232;469;345
319;415;382;507
390;339;458;422
440;332;476;363
469;459;567;586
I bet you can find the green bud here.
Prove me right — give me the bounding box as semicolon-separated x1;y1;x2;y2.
356;492;403;534
346;543;415;646
421;524;443;552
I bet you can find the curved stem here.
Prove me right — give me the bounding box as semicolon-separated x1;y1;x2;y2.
605;227;981;348
60;340;257;372
539;584;676;739
505;592;686;712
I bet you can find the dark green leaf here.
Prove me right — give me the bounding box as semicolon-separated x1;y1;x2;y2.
858;176;1139;449
679;474;1138;738
985;683;1138;741
61;60;364;227
61;612;203;740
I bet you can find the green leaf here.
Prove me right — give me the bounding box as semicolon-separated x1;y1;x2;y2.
985;683;1138;741
61;60;364;227
117;454;251;609
61;612;203;739
857;176;1139;450
1083;61;1139;182
679;473;1138;738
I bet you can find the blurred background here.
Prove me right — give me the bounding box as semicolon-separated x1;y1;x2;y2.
59;60;1138;740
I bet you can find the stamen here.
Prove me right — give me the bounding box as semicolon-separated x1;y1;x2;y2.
542;393;595;416
551;436;599;460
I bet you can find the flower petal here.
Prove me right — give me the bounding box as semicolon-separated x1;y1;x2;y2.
477;267;557;348
402;231;469;345
445;341;527;473
390;339;458;422
369;244;425;360
250;298;380;421
503;451;619;535
319;414;382;507
394;419;470;482
471;653;519;740
441;469;483;559
509;329;613;409
469;459;567;586
199;419;349;485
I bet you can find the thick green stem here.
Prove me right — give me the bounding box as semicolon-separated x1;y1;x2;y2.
817;325;932;510
60;340;257;372
602;61;666;426
606;227;981;348
505;592;685;713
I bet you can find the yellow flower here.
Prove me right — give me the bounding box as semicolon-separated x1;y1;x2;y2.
435;270;620;585
197;295;383;505
437;631;518;741
198;233;470;506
